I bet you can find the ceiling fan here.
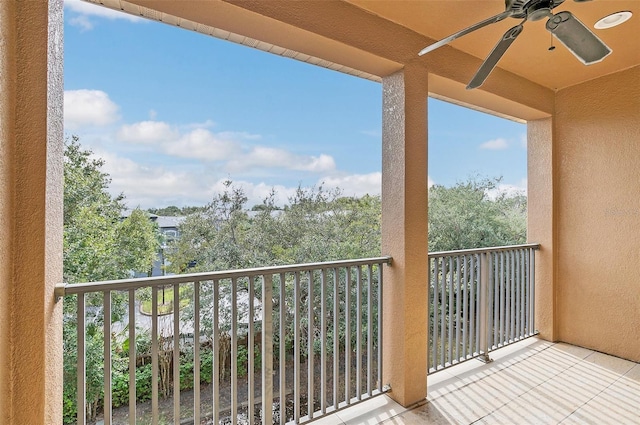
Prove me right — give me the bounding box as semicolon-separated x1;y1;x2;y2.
418;0;612;89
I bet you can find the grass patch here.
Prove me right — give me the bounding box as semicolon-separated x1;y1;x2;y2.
140;285;190;315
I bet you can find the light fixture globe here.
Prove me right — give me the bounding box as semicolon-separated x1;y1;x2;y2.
595;11;633;29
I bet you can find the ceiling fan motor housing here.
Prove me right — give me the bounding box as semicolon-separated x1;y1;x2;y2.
507;0;566;19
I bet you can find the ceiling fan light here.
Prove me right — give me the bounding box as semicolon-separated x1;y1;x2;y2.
594;11;632;29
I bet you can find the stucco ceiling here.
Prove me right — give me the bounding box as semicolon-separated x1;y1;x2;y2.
347;0;640;90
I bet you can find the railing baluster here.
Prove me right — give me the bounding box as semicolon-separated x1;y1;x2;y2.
505;252;511;345
213;280;220;425
500;252;506;346
128;289;136;425
455;255;461;363
320;269;327;414
447;256;454;365
492;253;499;349
440;257;446;368
478;253;491;363
462;255;468;360
77;294;86;425
103;291;112;425
332;268;339;410
193;281;200;425
356;266;362;400
520;250;526;337
377;262;383;392
294;271;301;423
152;286;159;424
470;255;476;356
530;247;536;333
173;283;180;425
279;273;286;425
367;264;373;396
432;258;438;371
515;250;521;341
524;248;531;334
345;267;351;405
307;270;314;419
262;275;274;425
511;250;516;341
248;276;255;425
231;277;238;425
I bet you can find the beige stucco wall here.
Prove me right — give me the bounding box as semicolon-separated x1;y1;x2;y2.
381;64;429;407
527;117;557;342
0;0;64;423
553;66;640;362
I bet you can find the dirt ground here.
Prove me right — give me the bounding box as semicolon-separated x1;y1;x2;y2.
95;354;378;425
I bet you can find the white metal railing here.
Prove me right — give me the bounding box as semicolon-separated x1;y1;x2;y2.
58;257;391;424
428;244;539;373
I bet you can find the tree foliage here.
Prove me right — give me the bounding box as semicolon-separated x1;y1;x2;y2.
428;177;527;252
166;181;382;273
147;205;205;216
63;136;159;283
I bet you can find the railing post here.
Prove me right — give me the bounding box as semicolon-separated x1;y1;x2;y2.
478;253;493;363
262;275;274;425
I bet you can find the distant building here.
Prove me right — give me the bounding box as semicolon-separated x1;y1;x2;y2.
151;215;185;277
123;210;186;277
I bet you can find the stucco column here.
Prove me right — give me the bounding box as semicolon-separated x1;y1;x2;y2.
0;0;64;423
381;64;429;407
527;118;558;341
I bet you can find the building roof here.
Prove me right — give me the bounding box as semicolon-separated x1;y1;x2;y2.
156;216;185;229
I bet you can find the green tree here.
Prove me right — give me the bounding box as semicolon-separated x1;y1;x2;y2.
62;136;160;422
117;209;160;276
428;176;527;252
168;180;250;273
63;136;159;283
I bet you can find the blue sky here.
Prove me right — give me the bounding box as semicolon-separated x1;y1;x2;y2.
63;0;527;209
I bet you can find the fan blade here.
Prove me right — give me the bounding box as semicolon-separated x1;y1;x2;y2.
419;10;514;56
467;24;524;90
546;11;611;65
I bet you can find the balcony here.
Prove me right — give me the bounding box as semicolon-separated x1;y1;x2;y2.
3;1;640;423
59;243;631;425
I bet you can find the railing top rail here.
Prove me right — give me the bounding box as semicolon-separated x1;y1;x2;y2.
428;243;540;259
59;256;392;295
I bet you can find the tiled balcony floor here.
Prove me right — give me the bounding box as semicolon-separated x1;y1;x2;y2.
313;338;640;424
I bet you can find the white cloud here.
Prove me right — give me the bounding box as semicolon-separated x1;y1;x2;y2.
69;15;94;32
320;172;381;197
65;0;143;30
118;121;179;144
520;133;527;149
117;119;336;173
64;89;120;130
428;176;435;188
480;138;509;150
96;150;216;208
93;147;381;209
226;147;336;174
167;129;242;161
181;119;216;131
